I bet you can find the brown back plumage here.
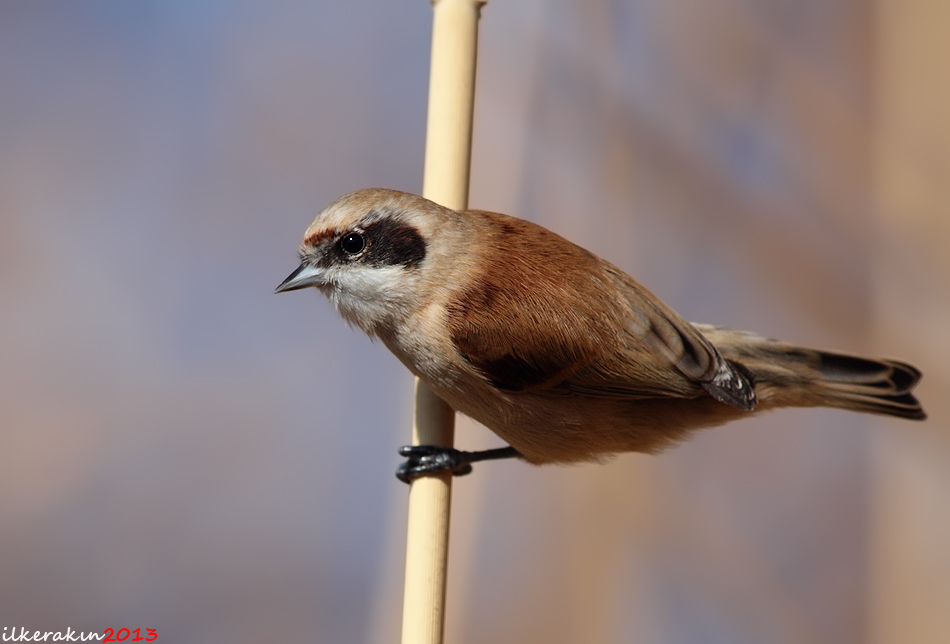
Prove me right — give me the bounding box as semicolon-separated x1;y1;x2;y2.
447;210;756;409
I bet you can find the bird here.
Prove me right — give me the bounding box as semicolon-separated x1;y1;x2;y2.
276;188;925;482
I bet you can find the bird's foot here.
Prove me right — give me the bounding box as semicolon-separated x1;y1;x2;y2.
396;445;521;484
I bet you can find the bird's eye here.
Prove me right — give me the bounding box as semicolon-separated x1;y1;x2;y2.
340;231;366;255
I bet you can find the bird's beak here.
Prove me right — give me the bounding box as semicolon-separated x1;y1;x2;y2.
275;263;325;293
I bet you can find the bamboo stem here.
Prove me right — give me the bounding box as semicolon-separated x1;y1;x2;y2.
400;1;485;643
421;0;484;210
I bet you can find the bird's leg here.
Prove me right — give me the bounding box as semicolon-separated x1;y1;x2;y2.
396;445;522;484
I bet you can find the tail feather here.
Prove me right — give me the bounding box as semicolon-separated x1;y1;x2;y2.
824;390;924;420
816;353;920;392
815;355;925;419
694;324;926;421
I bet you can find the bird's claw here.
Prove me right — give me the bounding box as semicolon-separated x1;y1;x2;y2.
396;445;474;484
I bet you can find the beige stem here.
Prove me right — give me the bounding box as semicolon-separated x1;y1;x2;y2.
401;1;485;644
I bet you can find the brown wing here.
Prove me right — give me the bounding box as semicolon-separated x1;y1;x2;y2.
446;217;606;393
447;212;756;410
567;264;756;409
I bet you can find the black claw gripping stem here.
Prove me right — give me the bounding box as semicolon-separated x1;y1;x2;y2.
396;445;522;484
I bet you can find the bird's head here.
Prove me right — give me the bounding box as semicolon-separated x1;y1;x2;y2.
276;188;454;337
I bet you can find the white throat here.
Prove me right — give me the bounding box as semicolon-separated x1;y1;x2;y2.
324;264;413;336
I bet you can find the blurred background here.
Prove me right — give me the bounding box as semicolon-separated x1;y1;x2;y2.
1;1;947;642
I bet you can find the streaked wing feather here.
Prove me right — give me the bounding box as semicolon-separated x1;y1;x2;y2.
447;212;755;410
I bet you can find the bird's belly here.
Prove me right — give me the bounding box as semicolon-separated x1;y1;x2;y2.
435;382;748;464
382;333;745;464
